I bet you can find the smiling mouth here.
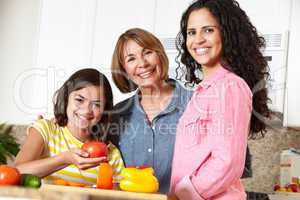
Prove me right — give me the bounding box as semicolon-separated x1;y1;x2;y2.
75;113;92;122
195;48;209;56
138;68;155;79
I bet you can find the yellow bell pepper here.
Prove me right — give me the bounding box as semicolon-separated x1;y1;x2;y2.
119;167;159;193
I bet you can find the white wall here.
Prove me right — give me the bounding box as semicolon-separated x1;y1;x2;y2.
0;0;40;124
31;0;99;121
284;0;300;126
238;0;300;126
0;0;299;126
237;0;291;32
92;0;157;105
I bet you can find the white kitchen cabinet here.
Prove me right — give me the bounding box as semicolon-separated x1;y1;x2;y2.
28;0;99;119
1;0;300;125
0;0;41;124
284;0;300;127
37;0;97;67
91;0;156;104
92;0;156;67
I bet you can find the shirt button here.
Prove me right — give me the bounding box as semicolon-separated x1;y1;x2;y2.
148;148;152;153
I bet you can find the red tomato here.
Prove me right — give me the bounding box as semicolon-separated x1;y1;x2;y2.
82;141;108;158
0;165;21;185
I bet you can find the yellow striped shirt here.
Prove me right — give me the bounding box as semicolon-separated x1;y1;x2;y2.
29;119;124;185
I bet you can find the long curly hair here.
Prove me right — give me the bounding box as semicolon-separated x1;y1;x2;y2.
176;0;271;138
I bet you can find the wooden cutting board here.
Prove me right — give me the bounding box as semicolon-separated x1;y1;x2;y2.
0;185;87;200
40;184;171;200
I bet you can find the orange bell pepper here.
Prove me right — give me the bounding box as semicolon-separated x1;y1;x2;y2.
97;162;113;189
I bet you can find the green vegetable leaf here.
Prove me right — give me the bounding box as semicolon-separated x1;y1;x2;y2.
0;123;20;164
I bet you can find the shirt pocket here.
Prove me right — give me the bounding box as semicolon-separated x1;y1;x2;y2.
182;113;211;149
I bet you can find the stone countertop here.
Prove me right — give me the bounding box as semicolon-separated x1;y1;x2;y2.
242;127;300;193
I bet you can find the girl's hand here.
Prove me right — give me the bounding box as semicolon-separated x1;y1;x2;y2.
62;148;107;170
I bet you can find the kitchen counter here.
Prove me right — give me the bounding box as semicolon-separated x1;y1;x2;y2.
4;184;300;200
0;185;87;200
268;192;300;200
0;184;171;200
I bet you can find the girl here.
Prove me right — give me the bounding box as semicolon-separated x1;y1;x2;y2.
15;68;124;185
170;0;270;199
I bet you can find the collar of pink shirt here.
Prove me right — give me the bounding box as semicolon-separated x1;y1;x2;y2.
197;66;231;91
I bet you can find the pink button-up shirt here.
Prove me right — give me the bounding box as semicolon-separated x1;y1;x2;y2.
170;66;252;200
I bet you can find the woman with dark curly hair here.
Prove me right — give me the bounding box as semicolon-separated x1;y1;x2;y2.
170;0;270;199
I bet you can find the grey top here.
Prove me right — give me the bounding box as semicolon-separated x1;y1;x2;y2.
111;79;193;194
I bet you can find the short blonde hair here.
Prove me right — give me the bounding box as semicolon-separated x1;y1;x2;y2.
111;28;169;93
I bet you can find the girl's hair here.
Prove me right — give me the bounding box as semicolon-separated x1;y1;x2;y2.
53;68;114;142
176;0;270;138
111;28;169;93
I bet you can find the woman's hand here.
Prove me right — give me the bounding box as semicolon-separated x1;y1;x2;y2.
62;148;107;170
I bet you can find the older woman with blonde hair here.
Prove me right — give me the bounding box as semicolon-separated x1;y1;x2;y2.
110;28;193;193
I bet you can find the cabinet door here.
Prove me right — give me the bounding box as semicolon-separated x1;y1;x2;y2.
154;0;189;37
92;0;156;104
32;0;98;118
37;0;97;67
92;0;155;68
284;0;300;126
153;0;191;81
0;0;41;124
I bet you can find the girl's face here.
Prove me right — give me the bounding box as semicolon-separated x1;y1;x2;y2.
66;85;105;131
186;8;223;70
122;40;163;88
